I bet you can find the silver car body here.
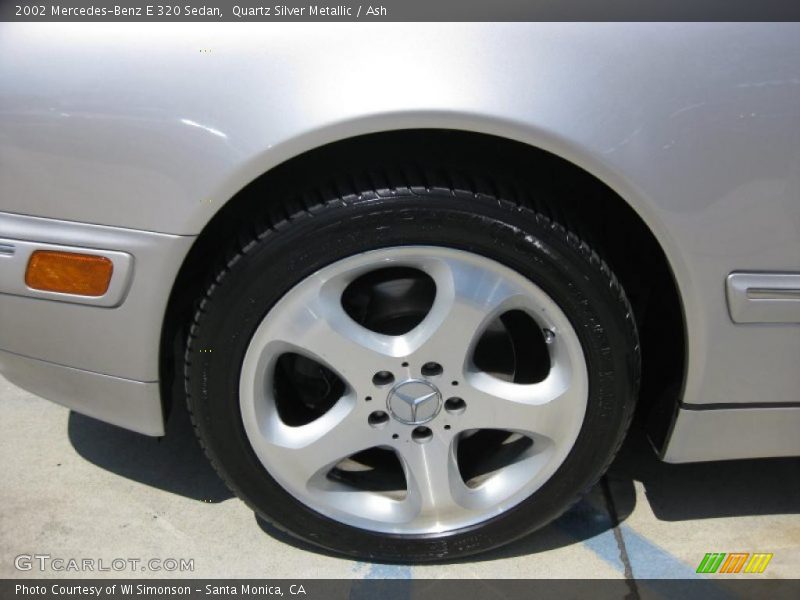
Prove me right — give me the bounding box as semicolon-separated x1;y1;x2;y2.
1;23;798;462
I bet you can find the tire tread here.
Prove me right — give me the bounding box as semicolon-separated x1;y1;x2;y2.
183;168;641;561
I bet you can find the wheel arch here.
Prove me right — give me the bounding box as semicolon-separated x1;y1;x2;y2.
160;127;687;452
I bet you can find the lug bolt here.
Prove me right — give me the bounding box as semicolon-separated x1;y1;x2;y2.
445;397;466;415
421;362;443;377
411;426;433;443
368;411;390;428
372;371;394;386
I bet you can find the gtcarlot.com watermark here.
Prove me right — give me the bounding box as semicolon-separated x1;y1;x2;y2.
14;554;194;573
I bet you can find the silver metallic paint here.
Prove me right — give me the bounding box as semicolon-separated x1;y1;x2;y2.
664;406;800;463
0;348;163;436
0;212;194;381
0;23;798;460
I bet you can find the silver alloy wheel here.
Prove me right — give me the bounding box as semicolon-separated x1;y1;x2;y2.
239;246;588;534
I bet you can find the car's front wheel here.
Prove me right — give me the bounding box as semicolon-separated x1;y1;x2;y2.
184;175;639;561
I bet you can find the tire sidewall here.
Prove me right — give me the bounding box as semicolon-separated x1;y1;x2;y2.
186;192;638;561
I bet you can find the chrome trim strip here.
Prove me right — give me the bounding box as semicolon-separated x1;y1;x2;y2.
0;237;133;307
747;288;800;300
726;272;800;323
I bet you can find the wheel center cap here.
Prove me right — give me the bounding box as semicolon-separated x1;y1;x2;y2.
386;379;442;425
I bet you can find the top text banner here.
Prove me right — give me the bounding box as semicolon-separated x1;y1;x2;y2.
3;0;800;22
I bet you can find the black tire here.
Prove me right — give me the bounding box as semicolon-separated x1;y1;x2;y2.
184;174;640;562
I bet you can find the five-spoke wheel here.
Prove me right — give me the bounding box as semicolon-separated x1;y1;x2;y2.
239;247;588;533
185;179;639;561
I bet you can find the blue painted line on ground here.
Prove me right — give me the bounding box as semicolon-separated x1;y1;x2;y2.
617;523;736;600
364;562;413;579
618;522;699;579
349;561;412;600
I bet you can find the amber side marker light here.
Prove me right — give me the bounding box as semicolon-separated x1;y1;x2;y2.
25;250;113;297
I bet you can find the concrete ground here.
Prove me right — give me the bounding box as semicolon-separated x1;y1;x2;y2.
1;374;798;580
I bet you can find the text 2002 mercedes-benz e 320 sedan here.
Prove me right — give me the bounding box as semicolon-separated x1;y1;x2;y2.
1;23;798;561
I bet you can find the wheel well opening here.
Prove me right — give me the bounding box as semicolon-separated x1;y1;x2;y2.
160;129;685;446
